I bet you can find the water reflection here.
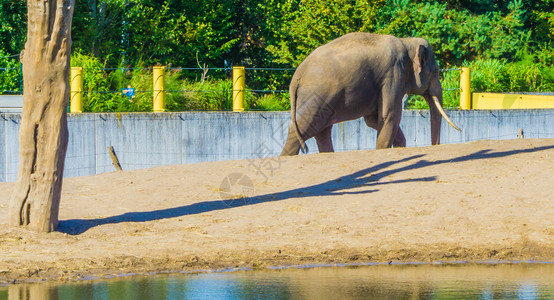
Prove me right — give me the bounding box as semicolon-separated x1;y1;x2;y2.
1;264;553;299
6;284;58;300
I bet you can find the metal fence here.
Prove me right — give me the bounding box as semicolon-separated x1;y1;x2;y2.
63;66;467;113
2;54;470;112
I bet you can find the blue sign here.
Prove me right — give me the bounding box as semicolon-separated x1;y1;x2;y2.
121;87;135;100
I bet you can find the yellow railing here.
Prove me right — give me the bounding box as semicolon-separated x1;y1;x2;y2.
232;66;245;112
70;67;83;113
153;66;165;112
459;67;471;110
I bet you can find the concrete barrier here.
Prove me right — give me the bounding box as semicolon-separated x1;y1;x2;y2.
0;95;23;113
1;110;553;182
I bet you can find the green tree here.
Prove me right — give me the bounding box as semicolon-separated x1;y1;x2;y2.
264;0;384;66
526;0;554;46
0;0;26;56
0;50;22;94
377;0;528;66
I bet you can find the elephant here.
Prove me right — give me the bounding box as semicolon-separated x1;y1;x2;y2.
280;32;460;156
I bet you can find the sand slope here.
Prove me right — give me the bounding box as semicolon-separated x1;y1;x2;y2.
0;139;553;284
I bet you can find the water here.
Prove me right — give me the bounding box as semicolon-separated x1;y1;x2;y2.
1;263;553;299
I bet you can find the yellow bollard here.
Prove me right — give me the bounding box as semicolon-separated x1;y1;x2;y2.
153;66;165;112
232;66;245;112
70;67;83;113
460;67;471;110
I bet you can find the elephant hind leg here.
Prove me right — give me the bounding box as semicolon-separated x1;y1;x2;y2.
314;125;334;153
363;114;378;130
393;128;406;147
281;123;302;156
364;115;405;148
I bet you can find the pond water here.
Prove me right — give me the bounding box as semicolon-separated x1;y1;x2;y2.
1;263;553;299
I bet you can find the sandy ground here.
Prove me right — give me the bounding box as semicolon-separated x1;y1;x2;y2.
0;139;553;284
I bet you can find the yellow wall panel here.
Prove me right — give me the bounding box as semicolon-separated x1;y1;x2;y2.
472;93;554;109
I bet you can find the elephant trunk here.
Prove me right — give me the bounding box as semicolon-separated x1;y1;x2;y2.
427;94;442;145
425;78;460;145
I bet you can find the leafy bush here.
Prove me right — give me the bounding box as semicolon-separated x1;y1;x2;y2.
70;54;165;112
467;59;507;93
168;78;234;111
407;56;554;110
250;93;290;111
468;58;554;94
71;52;117;111
0;50;21;94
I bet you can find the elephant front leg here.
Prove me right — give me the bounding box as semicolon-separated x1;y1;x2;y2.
376;86;403;149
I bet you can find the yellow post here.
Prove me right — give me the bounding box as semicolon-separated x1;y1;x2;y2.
153;66;165;112
232;66;245;112
460;67;471;110
70;67;83;113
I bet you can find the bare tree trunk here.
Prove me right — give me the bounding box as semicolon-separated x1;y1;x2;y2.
9;0;74;232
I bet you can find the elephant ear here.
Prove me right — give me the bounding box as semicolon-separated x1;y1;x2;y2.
414;44;426;87
415;44;426;73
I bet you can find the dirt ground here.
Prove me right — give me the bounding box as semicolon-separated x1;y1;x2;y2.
0;139;553;285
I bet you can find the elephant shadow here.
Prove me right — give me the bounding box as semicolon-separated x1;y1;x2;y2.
58;144;554;235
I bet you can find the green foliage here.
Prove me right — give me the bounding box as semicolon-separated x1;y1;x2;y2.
71;52;116;111
0;0;24;94
0;50;21;94
63;54;294;112
3;0;553;69
525;0;554;45
468;58;554;93
377;0;528;66
440;69;462;108
407;56;554;109
265;0;384;66
0;0;26;56
2;0;553;111
168;78;234;111
250;93;290;111
68;0;550;70
70;53;153;112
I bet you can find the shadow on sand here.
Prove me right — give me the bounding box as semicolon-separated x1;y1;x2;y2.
58;144;554;235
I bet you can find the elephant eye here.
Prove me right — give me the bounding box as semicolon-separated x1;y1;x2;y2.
432;68;439;76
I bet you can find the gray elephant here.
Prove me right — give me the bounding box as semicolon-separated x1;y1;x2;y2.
281;32;460;156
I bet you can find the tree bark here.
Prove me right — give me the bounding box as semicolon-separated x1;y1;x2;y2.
9;0;74;232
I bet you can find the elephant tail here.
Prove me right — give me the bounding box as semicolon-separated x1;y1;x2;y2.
291;83;308;154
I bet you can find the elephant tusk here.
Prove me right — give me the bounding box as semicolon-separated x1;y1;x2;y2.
432;96;461;131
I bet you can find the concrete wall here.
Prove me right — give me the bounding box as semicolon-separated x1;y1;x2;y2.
1;114;21;182
0;95;23;113
1;110;553;182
